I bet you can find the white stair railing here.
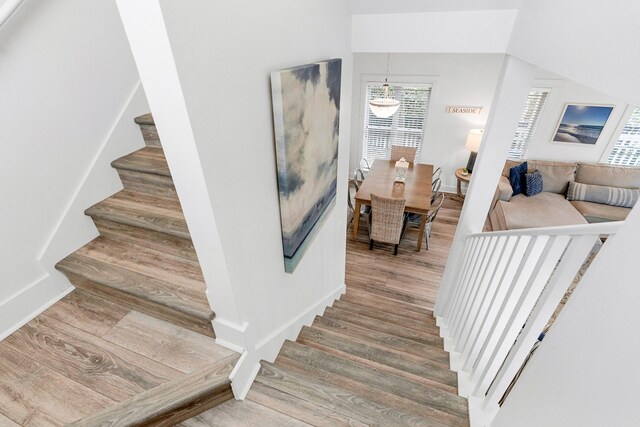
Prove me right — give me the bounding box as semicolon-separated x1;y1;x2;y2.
436;221;622;426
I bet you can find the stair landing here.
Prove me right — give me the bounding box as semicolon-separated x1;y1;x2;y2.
0;289;237;426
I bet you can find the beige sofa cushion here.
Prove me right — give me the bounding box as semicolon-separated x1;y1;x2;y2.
576;163;640;188
491;192;587;230
497;176;513;201
527;160;577;194
570;200;630;223
500;159;577;194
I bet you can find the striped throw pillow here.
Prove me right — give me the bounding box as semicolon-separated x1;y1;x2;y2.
566;182;639;208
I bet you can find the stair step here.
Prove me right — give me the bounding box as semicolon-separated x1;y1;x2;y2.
347;280;433;308
323;306;444;348
278;341;467;421
93;218;197;262
333;299;440;336
76;236;204;287
118;168;177;198
86;190;190;240
311;315;449;365
112;147;171;177
247;382;368;427
69;353;239;427
298;326;457;391
257;362;451;427
341;287;434;320
134;113;154;125
56;243;213;337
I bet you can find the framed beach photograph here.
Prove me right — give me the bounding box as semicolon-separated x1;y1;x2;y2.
270;58;342;273
552;103;614;145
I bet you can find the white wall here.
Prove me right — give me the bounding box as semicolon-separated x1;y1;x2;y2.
0;0;140;338
507;0;640;109
351;53;504;192
525;73;629;163
352;10;518;53
348;0;523;14
151;0;352;397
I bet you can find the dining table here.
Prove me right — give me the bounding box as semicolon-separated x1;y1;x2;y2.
353;160;433;251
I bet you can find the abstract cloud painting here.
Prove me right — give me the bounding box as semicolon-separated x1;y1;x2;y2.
271;58;342;273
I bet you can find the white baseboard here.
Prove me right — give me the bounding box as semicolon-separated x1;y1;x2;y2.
229;283;346;399
0;274;73;341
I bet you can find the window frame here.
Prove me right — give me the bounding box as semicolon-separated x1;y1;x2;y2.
600;105;640;166
359;74;438;167
507;87;552;161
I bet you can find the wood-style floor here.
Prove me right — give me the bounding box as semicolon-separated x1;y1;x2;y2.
185;194;466;426
0;289;235;426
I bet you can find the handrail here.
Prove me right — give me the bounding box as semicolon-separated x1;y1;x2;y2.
469;220;623;238
0;0;25;30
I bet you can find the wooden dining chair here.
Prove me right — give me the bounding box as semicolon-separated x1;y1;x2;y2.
390;145;417;162
369;194;407;255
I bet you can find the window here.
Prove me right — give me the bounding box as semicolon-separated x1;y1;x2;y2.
362;83;432;165
606;107;640;166
508;89;550;160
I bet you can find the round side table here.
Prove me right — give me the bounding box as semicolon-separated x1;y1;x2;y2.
455;168;471;200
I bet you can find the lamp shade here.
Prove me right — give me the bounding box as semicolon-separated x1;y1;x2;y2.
465;129;484;152
369;98;400;118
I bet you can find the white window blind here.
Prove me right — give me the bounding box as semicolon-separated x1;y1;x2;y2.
362;83;432;165
508;89;550;160
607;107;640;166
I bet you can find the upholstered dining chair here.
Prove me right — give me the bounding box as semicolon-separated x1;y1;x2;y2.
354;168;365;185
369;194;407;255
359;158;371;175
406;193;445;250
390;145;417;162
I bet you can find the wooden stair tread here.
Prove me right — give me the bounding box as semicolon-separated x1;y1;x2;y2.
257;362;450;427
56;251;212;322
86;190;190;239
342;287;435;319
247;382;368;427
333;299;440;335
323;306;444;348
298;325;457;390
112;147;171;177
134;113;154;125
75;236;205;289
311;314;449;365
70;353;239;427
347;280;433;308
277;341;467;420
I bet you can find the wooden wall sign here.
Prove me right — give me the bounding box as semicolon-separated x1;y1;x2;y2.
446;106;483;115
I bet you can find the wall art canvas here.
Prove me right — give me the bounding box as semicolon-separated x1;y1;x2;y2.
552;104;614;145
271;58;342;273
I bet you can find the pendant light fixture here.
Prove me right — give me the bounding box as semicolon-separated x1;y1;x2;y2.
369;53;400;119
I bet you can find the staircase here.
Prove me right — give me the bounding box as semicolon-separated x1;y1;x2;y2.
46;114;234;425
56;114;215;338
245;287;470;426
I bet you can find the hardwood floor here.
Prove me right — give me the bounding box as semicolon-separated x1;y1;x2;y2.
184;194;467;426
347;195;463;309
0;290;235;426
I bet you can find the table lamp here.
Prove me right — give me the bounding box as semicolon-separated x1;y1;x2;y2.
464;129;484;173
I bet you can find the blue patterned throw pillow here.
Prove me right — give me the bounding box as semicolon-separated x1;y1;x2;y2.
525;170;543;196
509;161;528;196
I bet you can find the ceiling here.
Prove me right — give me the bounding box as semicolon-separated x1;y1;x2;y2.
348;0;524;14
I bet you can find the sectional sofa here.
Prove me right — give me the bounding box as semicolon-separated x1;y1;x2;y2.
489;160;640;231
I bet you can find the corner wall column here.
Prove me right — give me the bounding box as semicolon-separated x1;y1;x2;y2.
435;55;537;317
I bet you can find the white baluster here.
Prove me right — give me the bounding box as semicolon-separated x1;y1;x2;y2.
482;234;598;411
